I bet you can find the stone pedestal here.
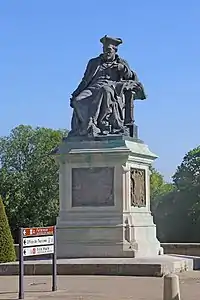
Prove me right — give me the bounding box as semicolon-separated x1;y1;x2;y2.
52;136;163;258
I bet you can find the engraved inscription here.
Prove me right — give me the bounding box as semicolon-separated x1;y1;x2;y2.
130;168;146;207
72;167;114;207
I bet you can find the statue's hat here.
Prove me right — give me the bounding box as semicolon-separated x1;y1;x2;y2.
100;35;123;46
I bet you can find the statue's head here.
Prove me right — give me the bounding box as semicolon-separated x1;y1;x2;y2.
100;35;123;61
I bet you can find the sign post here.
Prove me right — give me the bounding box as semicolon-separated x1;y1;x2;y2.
18;226;57;299
52;227;57;292
19;228;24;300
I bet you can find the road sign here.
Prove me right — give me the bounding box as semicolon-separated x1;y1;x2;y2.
19;226;57;299
23;236;54;247
23;226;54;237
23;245;54;257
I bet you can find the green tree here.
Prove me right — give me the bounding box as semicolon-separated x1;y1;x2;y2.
0;196;16;262
173;146;200;191
0;125;67;241
154;146;200;242
172;146;200;241
150;167;175;212
154;190;194;242
149;167;178;242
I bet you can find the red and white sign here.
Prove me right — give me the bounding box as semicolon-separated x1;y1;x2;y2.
23;245;54;257
23;226;54;237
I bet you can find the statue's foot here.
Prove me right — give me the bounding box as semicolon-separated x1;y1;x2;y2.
98;130;107;136
79;128;88;136
97;121;109;132
111;127;125;134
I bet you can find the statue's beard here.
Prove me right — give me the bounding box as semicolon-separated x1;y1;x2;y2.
103;52;115;61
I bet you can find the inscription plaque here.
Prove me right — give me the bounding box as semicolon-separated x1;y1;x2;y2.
72;167;114;207
130;168;146;207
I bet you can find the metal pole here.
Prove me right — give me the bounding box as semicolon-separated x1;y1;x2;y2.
52;226;57;291
18;228;24;299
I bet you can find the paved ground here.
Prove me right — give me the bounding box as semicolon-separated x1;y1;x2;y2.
0;272;200;299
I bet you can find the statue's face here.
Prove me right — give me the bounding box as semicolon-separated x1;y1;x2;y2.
103;43;116;61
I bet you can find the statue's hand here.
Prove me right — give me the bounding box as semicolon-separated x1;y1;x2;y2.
117;63;125;72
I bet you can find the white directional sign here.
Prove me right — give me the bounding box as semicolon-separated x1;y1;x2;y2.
23;245;54;257
19;226;57;299
23;236;54;247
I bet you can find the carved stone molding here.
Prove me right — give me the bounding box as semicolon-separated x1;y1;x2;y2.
122;165;130;173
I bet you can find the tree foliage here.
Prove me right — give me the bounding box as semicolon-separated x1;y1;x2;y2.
0;125;67;241
0;196;16;262
173;146;200;191
150;167;175;212
153;146;200;242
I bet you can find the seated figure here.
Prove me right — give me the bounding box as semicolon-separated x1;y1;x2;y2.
69;35;146;137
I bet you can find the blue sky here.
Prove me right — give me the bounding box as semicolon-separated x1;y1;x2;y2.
0;0;199;181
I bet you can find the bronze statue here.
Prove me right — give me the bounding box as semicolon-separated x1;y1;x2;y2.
69;35;146;137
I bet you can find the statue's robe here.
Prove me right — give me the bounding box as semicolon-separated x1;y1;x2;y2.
70;54;146;136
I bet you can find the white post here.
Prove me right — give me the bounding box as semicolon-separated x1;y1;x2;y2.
163;273;181;300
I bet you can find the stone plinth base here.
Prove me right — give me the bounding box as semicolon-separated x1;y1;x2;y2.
56;211;161;258
53;136;163;258
0;256;193;276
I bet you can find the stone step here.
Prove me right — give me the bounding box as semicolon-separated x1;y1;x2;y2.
170;254;200;270
0;255;193;277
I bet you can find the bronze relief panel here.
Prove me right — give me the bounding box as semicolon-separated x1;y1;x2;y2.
130;168;146;207
72;167;114;207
